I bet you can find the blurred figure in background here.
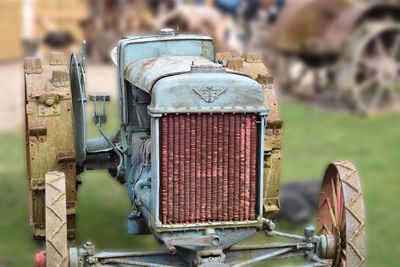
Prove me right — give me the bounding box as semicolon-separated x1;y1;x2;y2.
154;3;243;54
214;0;262;47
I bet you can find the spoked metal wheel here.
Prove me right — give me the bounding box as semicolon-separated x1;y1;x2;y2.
269;52;336;99
316;161;366;267
345;22;400;114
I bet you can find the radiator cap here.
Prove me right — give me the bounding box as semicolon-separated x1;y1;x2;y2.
160;28;175;36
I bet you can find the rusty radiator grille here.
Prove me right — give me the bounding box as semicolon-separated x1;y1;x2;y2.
159;113;259;224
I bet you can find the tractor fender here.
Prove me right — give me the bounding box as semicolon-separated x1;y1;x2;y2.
323;3;400;53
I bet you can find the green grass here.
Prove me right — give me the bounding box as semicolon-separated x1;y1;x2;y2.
0;100;399;266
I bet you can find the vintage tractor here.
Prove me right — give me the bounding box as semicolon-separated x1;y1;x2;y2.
266;0;400;114
24;29;365;267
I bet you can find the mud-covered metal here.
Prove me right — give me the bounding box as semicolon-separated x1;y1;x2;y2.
216;52;282;217
262;81;283;217
24;53;77;241
317;161;366;266
45;171;69;267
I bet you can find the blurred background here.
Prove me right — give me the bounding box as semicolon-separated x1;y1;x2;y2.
0;0;400;266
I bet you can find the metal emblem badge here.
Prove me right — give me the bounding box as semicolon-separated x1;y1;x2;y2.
193;86;227;103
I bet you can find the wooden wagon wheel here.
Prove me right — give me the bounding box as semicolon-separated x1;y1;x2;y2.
345;22;400;114
316;161;366;267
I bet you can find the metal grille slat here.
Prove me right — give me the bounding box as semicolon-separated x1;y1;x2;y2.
159;113;258;224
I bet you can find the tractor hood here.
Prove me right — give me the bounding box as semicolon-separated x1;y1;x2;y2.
124;56;268;116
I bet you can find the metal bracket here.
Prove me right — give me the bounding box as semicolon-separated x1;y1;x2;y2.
28;123;47;140
89;94;110;126
164;234;222;254
57;151;76;163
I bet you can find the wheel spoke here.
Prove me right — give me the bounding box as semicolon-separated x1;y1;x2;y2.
387;85;399;107
331;178;338;223
327;198;337;228
390;34;400;58
317;161;365;266
370;86;385;110
291;63;308;85
336;175;343;227
340;251;347;267
359;57;376;71
360;76;376;90
374;37;387;58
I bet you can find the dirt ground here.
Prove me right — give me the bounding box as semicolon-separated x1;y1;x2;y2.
0;61;116;132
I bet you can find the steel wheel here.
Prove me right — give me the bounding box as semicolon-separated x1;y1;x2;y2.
316;161;366;267
346;22;400;114
267;51;337;101
24;53;78;242
45;171;69;267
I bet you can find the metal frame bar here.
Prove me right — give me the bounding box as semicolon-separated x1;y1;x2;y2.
230;247;294;267
151;117;161;226
75;239;326;267
148;113;267;231
258;115;265;219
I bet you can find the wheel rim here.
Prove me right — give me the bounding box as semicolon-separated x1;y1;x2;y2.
45;171;69;267
316;161;366;267
350;23;400;114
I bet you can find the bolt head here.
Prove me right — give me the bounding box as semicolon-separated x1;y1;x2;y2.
264;220;276;231
45;98;54;106
304;225;315;238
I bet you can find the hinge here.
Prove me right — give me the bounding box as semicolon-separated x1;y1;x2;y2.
57;151;76;163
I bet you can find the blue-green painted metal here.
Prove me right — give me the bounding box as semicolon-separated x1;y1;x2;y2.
117;33;215;124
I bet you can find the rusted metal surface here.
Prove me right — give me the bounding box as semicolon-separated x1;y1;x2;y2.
24;54;77;241
159;113;258;224
338;21;400;114
124;56;218;92
45;171;69;267
262;81;282;218
268;0;350;54
322;4;374;54
217;51;282;217
268;1;400;56
145;67;268;115
317;161;366;266
216;52;272;81
24;57;43;74
267;0;400;114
